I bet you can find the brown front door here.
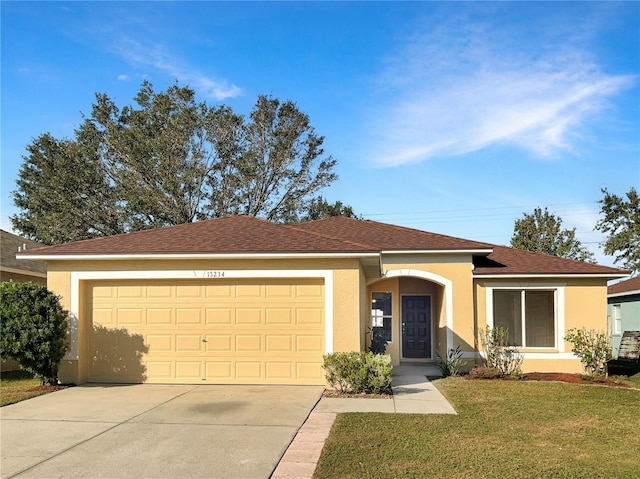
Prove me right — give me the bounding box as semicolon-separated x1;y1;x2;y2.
402;296;431;358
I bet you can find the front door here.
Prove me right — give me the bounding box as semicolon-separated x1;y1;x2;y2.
402;296;431;359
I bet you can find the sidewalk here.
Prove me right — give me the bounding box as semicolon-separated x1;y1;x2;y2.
272;363;456;478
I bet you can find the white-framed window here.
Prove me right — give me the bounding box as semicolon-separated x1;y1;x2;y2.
612;304;622;335
371;292;392;342
492;288;556;348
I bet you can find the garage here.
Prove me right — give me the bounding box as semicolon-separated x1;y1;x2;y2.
87;278;325;385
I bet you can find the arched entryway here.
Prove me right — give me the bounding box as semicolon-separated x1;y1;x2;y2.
368;270;452;364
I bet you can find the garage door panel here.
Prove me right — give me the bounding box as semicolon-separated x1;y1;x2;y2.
236;362;262;379
117;308;143;324
89;279;324;385
296;308;323;324
206;308;232;324
265;308;293;324
205;334;232;351
176;308;202;324
175;335;203;352
266;335;293;352
147;308;172;324
235;308;261;324
146;334;172;352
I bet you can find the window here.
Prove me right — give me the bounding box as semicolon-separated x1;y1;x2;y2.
493;289;555;347
613;304;622;335
371;292;392;342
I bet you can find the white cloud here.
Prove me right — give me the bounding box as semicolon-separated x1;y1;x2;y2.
368;9;635;166
113;39;242;101
117;74;129;81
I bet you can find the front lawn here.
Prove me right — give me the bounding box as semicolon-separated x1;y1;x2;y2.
314;377;640;479
0;370;64;406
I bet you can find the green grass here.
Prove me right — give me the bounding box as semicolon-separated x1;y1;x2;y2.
0;370;62;406
314;377;640;479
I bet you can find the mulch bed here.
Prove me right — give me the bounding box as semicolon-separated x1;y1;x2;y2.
464;372;633;388
322;389;393;399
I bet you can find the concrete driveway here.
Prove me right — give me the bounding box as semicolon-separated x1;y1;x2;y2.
0;384;323;479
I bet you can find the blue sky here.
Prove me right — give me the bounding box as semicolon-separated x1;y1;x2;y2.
2;1;639;266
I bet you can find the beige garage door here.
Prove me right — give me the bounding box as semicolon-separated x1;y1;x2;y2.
87;278;325;385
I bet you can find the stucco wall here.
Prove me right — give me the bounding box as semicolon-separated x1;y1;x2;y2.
48;258;364;384
474;277;609;373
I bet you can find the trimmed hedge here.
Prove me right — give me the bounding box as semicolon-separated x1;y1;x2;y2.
322;351;393;394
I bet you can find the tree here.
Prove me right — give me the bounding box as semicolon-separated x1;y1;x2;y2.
301;196;361;222
12;81;338;243
595;187;640;274
511;207;595;262
0;282;69;385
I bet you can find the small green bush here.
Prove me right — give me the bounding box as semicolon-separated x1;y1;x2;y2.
0;281;69;385
469;367;503;379
564;327;611;377
322;351;393;394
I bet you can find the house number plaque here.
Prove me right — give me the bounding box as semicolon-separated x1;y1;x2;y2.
202;271;225;278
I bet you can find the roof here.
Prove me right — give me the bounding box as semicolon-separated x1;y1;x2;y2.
0;230;47;276
291;216;493;252
17;215;627;277
608;276;640;296
15;216;374;256
473;245;625;277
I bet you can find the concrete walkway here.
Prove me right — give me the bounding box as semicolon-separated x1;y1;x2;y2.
272;363;456;478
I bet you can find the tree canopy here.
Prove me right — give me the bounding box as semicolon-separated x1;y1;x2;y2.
511;207;595;262
12;81;346;244
595;187;639;274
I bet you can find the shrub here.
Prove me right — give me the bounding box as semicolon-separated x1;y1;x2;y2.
478;326;523;376
435;345;464;377
564;327;611;377
469;367;503;379
0;281;69;385
322;351;393;394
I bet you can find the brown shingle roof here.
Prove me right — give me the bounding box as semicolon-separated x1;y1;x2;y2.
0;230;47;275
17;215;628;277
608;276;640;295
20;216;374;256
291;216;494;251
473;245;626;276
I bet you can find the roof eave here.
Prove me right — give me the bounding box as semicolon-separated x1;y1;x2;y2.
474;273;628;279
608;289;640;298
382;249;493;255
16;252;381;261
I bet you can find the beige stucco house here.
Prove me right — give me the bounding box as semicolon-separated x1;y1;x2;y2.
17;215;627;385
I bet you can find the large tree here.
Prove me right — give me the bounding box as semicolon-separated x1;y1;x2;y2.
12;81;337;244
511;207;595;262
595;187;639;273
301;197;361;222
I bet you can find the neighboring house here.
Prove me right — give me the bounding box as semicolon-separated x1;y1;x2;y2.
0;230;47;285
607;276;640;358
17;215;627;385
1;230;48;372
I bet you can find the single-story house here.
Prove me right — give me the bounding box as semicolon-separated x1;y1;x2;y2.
17;215;627;385
1;229;47;285
608;276;640;358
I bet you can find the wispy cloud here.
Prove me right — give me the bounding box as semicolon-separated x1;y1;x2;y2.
117;74;129;81
368;7;635;166
113;38;242;101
